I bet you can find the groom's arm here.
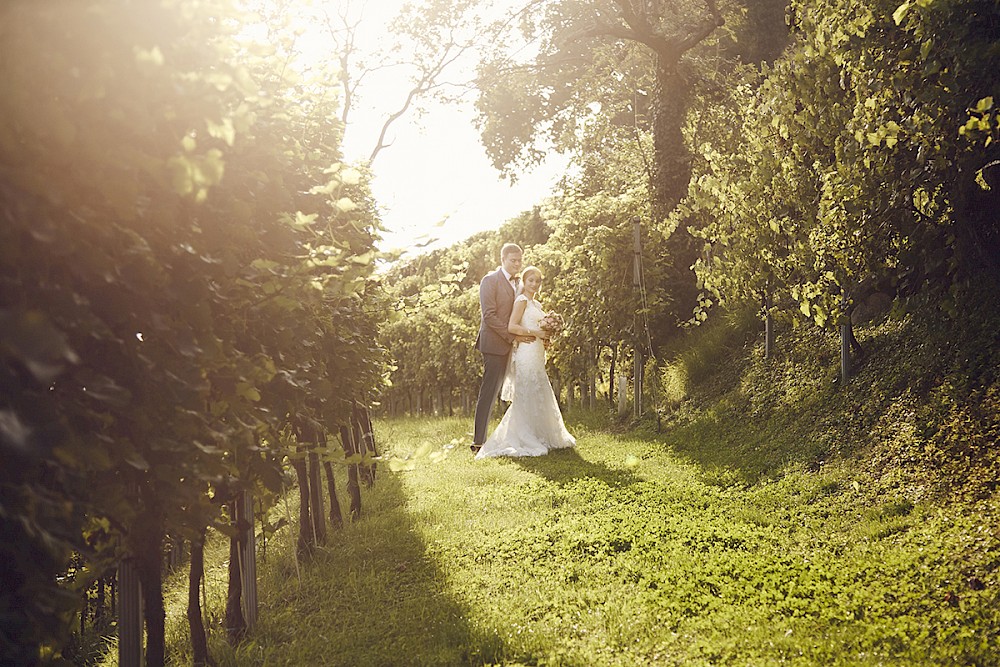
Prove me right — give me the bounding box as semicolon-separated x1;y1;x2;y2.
480;275;515;344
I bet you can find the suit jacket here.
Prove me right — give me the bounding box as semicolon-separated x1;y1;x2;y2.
475;268;517;355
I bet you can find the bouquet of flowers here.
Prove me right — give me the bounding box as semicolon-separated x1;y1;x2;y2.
538;311;565;337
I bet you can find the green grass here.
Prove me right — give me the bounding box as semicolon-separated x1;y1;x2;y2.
111;290;1000;666
140;410;999;666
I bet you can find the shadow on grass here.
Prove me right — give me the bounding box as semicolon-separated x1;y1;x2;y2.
511;447;640;488
250;471;510;667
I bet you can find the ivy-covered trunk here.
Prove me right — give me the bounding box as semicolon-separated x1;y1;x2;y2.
651;60;691;223
651;58;700;324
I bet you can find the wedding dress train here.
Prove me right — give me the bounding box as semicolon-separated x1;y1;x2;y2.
476;296;575;459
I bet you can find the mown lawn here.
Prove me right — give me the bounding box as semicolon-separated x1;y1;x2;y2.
145;410;1000;666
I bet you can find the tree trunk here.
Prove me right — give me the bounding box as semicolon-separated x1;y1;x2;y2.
651;60;691;221
225;525;246;644
308;450;326;545
340;424;362;520
651;58;700;325
290;451;312;557
95;575;106;624
324;461;343;529
225;491;253;644
187;529;212;667
132;506;165;667
353;402;377;487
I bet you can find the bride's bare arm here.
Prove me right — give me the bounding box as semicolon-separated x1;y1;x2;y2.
508;300;543;338
507;300;529;334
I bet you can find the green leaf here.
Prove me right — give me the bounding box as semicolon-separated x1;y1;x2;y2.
974;97;994;113
236;382;261;402
289;211;318;229
388;458;417;472
892;2;912;25
335;197;357;213
206;117;235;147
124;451;151;471
251;259;280;272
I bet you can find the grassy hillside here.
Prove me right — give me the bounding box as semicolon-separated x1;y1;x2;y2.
136;291;1000;667
656;287;1000;500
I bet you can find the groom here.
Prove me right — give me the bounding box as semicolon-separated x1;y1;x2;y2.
471;242;534;454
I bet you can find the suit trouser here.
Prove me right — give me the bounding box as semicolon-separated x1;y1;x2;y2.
473;351;509;445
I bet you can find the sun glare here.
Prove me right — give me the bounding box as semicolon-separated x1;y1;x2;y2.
242;0;566;256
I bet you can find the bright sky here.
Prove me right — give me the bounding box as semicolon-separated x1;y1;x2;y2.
291;0;567;258
345;95;568;259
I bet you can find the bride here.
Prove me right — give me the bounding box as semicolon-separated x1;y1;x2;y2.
475;266;576;459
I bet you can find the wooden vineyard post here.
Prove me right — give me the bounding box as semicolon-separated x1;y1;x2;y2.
187;528;210;666
340;423;362;520
239;489;258;630
353;401;377;487
840;292;852;384
117;552;143;666
633;217;643;418
323;454;344;529
225;494;246;643
764;291;775;360
118;480;143;667
224;483;257;641
308;448;327;546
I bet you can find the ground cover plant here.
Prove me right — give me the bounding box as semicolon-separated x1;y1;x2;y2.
92;287;997;667
144;400;998;666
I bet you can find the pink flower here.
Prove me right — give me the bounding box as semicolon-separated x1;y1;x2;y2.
539;311;565;336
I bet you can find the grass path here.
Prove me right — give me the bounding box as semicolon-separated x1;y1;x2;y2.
166;413;999;666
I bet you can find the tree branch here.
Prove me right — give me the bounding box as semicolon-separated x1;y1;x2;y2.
675;0;725;54
369;38;474;163
562;19;670;55
567;0;724;63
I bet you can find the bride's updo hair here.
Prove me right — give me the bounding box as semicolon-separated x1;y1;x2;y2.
520;265;543;293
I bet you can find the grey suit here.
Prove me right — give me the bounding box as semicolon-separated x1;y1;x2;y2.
473;268;517;444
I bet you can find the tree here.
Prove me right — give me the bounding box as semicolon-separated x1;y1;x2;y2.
476;0;728;329
688;0;1000;355
0;0;387;661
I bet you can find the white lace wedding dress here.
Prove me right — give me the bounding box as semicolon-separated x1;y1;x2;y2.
476;295;576;459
